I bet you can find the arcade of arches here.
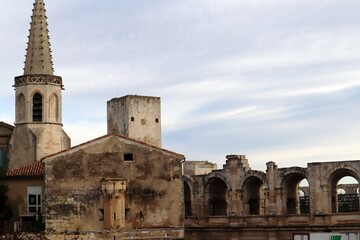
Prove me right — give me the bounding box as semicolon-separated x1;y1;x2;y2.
184;155;360;240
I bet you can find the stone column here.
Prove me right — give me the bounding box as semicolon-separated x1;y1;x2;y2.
266;161;278;215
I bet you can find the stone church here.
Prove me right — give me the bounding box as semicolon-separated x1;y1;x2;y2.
1;0;360;240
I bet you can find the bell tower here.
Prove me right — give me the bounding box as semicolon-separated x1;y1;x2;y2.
8;0;70;169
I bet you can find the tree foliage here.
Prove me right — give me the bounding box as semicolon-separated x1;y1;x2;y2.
0;167;12;221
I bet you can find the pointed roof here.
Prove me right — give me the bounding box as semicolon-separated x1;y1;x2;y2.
24;0;54;75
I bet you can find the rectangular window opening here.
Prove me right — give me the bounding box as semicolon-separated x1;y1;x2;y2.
27;186;42;214
131;117;134;122
99;209;104;221
124;153;134;161
125;208;130;219
155;118;159;123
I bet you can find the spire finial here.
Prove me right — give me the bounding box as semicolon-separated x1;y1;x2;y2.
24;0;54;75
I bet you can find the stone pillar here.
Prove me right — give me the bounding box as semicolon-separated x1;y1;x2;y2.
266;161;277;215
275;188;283;215
238;190;244;215
101;178;127;230
308;163;322;215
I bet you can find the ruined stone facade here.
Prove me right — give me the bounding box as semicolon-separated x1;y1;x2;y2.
183;161;217;176
107;95;162;147
184;155;360;240
43;135;184;239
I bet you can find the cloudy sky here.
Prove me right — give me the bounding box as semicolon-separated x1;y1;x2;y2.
1;0;360;171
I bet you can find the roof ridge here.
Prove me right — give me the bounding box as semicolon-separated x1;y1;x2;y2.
41;134;184;161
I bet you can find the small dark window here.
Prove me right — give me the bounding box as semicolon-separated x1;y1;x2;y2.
124;154;134;161
33;93;42;122
155;118;159;123
114;212;116;220
125;208;130;218
131;117;134;122
99;209;104;221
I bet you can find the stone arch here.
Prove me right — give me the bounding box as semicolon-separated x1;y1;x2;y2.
16;93;26;122
49;93;59;122
204;177;228;216
280;167;308;214
184;181;192;217
242;172;266;215
183;176;194;218
328;168;360;213
204;172;231;190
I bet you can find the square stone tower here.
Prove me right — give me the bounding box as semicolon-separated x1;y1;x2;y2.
107;95;161;147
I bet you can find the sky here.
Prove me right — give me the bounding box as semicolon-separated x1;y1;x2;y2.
1;0;360;171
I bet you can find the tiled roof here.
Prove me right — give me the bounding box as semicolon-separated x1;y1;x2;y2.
6;161;44;177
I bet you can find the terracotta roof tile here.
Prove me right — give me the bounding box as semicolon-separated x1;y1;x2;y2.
6;161;44;177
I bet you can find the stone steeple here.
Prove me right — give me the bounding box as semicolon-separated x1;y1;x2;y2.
8;0;70;169
24;0;54;75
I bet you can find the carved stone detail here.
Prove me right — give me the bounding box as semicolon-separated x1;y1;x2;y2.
14;74;62;87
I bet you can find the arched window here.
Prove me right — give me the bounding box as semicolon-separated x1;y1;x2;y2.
33;93;42;122
17;93;26;122
333;176;359;213
184;181;192;218
281;172;308;215
299;179;310;214
205;177;227;216
243;176;264;215
49;94;59;122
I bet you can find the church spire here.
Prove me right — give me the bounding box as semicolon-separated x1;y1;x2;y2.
24;0;54;75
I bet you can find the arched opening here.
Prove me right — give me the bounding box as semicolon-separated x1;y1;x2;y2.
49;94;59;122
205;177;227;216
243;176;264;215
332;175;359;213
184;181;192;218
17;93;26;122
282;173;307;214
299;179;310;214
32;93;42;122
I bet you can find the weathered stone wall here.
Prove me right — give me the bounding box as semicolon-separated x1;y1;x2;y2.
0;123;14;150
44;135;184;239
183;161;217;175
8;124;70;169
184;155;360;240
0;122;14;166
